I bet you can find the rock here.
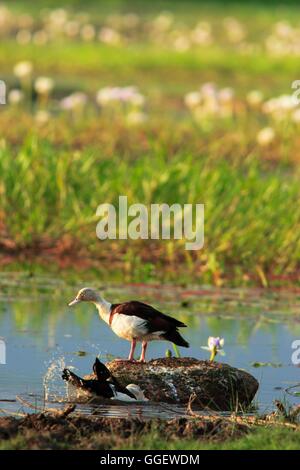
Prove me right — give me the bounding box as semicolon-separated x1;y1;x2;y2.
105;357;259;410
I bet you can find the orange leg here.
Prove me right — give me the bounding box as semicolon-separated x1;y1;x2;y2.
139;341;148;362
128;339;137;361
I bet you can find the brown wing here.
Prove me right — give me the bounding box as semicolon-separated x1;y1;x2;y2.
110;301;187;331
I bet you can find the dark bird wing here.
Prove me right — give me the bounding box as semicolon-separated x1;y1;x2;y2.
110;301;189;347
93;357;111;381
62;367;116;398
92;358;137;400
62;368;94;391
110;301;187;329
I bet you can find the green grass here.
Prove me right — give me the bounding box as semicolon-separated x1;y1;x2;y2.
0;136;299;283
1;41;300;77
121;427;300;450
7;0;300;19
1;426;300;450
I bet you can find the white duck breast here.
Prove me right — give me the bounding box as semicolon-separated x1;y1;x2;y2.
110;314;150;341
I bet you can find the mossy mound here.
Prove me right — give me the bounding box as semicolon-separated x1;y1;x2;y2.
104;357;258;410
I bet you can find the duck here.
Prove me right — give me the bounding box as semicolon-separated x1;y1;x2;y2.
68;287;189;362
62;357;147;401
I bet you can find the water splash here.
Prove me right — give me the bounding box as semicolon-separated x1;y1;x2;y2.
43;356;68;402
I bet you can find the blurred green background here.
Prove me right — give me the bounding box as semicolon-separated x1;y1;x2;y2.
0;0;300;286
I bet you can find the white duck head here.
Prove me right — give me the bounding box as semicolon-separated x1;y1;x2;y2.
68;287;101;306
126;384;148;401
68;287;112;324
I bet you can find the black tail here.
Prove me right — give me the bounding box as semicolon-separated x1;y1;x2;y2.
163;329;189;348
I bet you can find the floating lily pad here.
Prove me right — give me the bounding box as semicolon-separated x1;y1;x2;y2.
251;361;282;368
74;350;88;356
285;384;300;397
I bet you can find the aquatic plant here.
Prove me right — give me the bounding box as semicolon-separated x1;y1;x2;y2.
202;337;225;361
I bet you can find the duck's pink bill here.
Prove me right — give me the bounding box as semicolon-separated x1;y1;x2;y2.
68;298;81;306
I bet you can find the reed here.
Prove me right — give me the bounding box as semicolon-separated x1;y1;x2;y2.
0;137;299;282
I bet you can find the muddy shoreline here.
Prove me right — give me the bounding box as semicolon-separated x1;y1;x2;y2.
1;404;300;450
0;412;252;450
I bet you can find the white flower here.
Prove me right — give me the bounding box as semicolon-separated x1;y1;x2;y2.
184;91;201;108
201;336;225;361
98;27;121;45
129;92;145;107
60;92;87;111
153;12;174;31
174;36;190;52
208;337;225;351
81;24;96;41
262;94;298;117
120;86;140;103
13;61;33;79
16;29;31;45
256;127;275;146
65;21;80;38
223;17;245;43
246;90;264;107
96;87;118;105
218;87;234;107
34;77;54;95
218;87;234;103
96;86;144;107
126;111;147;125
277;94;298;110
35;110;50;125
192;22;212;46
48;9;68;27
292;108;300;123
8;89;24;105
202;337;225;352
200;82;218;100
274;21;293;39
32;30;48;46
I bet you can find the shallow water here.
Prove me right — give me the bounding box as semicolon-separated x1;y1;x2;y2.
1;272;300;419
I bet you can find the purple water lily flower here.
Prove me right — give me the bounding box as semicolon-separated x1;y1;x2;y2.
208;336;224;351
201;336;225;361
